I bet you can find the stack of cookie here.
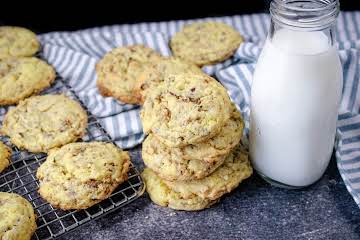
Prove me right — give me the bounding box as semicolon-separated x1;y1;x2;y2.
140;73;252;211
95;21;243;105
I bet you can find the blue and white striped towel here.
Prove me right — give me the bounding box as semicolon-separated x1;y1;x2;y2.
39;12;360;207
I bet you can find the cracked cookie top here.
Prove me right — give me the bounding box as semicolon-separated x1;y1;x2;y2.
1;94;87;153
36;142;130;210
141;73;233;147
0;192;37;240
0;57;56;105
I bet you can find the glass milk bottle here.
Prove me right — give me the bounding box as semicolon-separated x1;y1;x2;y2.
250;0;342;188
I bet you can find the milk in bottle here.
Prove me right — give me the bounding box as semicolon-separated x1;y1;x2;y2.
250;0;342;188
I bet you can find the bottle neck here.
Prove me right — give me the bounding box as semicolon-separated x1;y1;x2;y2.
270;0;340;31
269;0;340;49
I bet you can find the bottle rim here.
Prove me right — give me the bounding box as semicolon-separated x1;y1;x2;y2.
270;0;340;30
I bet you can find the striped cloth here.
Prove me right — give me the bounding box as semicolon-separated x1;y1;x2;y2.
39;12;360;207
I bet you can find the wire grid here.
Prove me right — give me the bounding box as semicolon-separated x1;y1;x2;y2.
0;77;145;240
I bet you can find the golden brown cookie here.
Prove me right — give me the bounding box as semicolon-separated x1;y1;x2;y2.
142;102;244;169
0;57;56;105
0;192;37;240
142;104;244;181
96;45;163;104
0;26;40;59
0;142;11;173
142;167;217;211
143;134;226;181
141;73;233;147
135;57;204;103
142;145;252;211
170;22;243;66
36;142;130;210
1;95;88;153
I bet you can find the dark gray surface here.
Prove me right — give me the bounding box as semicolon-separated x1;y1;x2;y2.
59;147;360;240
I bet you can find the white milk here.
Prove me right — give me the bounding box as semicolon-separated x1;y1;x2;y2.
250;29;343;187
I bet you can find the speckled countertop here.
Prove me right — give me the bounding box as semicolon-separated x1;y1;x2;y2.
59;147;360;240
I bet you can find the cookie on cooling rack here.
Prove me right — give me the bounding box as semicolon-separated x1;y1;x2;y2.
0;192;37;240
36;142;130;210
96;45;163;104
0;26;40;59
170;22;243;66
142;104;244;181
142;145;252;211
135;57;204;103
1;94;87;153
140;73;233;147
0;142;11;173
0;57;56;105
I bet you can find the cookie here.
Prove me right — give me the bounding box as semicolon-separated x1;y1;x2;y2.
0;192;37;240
0;26;40;59
143;134;226;181
170;22;243;66
1;95;87;153
142;145;252;211
0;57;56;105
142;168;217;211
96;45;163;104
135;57;204;103
141;73;233;147
36;142;130;210
0;142;11;173
142;102;244;168
142;104;243;181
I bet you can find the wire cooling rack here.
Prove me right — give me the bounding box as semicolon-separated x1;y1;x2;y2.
0;77;145;240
